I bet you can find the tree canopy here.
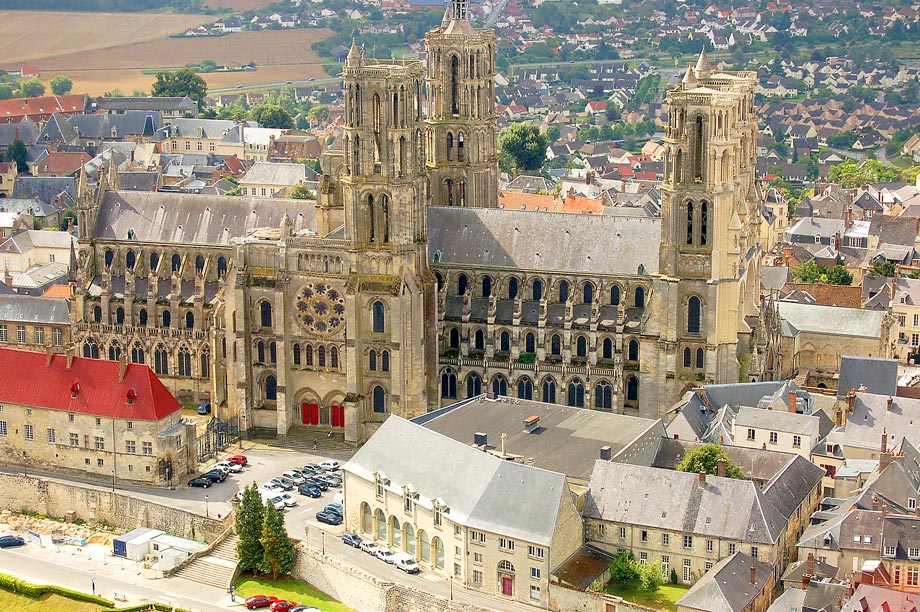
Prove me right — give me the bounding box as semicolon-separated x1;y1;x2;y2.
676;444;745;479
249;104;294;129
498;123;548;174
828;159;903;189
287;183;314;200
20;78;44;97
235;483;265;574
2;138;28;173
152;68;208;107
259;500;295;580
791;261;853;286
50;75;73;96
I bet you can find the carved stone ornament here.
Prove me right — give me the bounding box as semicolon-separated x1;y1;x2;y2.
293;282;347;337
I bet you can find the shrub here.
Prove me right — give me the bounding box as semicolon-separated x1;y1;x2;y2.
637;562;666;592
610;551;639;584
671;568;679;584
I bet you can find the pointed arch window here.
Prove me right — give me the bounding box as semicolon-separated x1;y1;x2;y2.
305;344;314;366
131;342;145;364
525;332;535;354
178;345;192;377
474;329;485;351
381;349;389;372
508;277;519;299
696;347;705;369
450;55;460;115
369;349;378;371
595;380;613;409
492;375;508;396
517;377;533;400
559;280;570;303
372;386;386;413
108;341;121;361
567;377;585;407
542;378;556;403
200;347;210;379
372;301;385;333
466;372;482;397
688;296;702;334
684;347;692;368
154;344;169;375
449;327;460;349
441;369;457;398
331;346;339;369
499;331;510;353
550;334;561;356
627;339;639;362
626;376;639;402
293;343;301;366
576;336;587;357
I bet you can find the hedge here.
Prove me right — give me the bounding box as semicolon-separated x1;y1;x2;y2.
118;604;194;612
0;572;114;607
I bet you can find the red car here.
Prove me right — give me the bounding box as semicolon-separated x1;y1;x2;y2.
244;595;278;609
228;455;248;466
269;601;298;612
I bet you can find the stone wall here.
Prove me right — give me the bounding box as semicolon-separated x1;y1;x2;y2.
549;584;658;612
0;473;229;543
293;546;497;612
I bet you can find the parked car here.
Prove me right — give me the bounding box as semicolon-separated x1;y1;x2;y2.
319;460;341;471
271;477;294;491
315;475;341;488
360;540;382;555
0;535;25;548
298;484;322;498
188;477;211;488
395;553;420;574
279;493;298;507
197;403;211;415
289;468;311;479
290;607;322;612
267;496;286;511
269;601;298;612
262;482;284;494
323;503;343;516
303;464;325;474
304;477;328;491
342;532;362;548
375;547;397;564
202;470;227;483
281;471;306;485
227;455;248;466
316;510;343;526
216;460;243;473
245;595;279;609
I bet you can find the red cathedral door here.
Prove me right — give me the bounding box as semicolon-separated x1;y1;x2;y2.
301;403;319;425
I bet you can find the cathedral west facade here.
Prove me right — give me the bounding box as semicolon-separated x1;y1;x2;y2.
69;4;769;444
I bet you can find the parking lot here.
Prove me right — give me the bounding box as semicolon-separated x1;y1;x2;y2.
179;445;348;538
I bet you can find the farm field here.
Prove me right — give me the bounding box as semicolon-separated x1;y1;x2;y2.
0;11;212;66
205;0;279;10
0;26;333;96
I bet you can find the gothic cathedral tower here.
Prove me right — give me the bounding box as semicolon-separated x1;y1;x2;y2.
424;0;499;208
658;50;762;387
339;45;434;436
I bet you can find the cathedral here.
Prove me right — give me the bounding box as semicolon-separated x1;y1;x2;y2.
70;2;768;446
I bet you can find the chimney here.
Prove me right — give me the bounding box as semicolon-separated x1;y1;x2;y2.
750;563;757;585
3;269;11;288
238;122;245;143
65;344;75;369
717;458;726;478
600;445;612;461
802;574;812;589
872;495;879;511
807;552;815;575
845;206;853;229
473;432;488;447
846;388;857;413
882;503;888;520
887;396;893;411
783;245;793;263
66;217;74;234
118;354;128;383
834;232;841;251
788;390;798;413
45;345;53;367
881;427;888;454
698;471;706;488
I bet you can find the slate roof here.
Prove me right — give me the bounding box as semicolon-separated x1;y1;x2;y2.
777;301;886;338
734;406;820;438
0;197;63;218
12;176;77;204
239;162;309;186
0;294;69;324
93;190;316;246
427;206;660;275
0;230;75;255
676;552;773;612
0;346;180;421
92;96;196;113
413;395;664;480
761;265;788;291
344;416;570;546
842;392;920;452
584;461;785;544
837;356;898;397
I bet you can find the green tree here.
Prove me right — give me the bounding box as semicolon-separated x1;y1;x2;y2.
287;183;314;199
871;260;897;277
829;159;903;189
105;88;124;97
306;105;330;122
259;500;295;580
2;138;28;173
235;483;266;573
0;84;12;100
50;75;73;96
152;68;208;108
545;125;560;142
20;78;45;97
610;551;640;584
824;266;853;285
498;123;548;174
249;104;294;129
792;260;824;283
605;99;621;122
676;444;745;479
637;562;666;592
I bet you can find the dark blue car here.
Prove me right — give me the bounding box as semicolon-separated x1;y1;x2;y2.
298;483;322;498
316;511;342;526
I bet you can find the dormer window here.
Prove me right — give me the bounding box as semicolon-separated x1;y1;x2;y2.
884;545;896;557
126;389;137;405
70;382;81;398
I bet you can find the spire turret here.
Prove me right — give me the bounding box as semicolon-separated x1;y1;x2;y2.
694;47;711;80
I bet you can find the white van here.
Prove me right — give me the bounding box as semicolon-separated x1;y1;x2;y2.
394;552;420;574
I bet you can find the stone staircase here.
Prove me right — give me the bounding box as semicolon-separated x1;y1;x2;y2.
253;425;356;457
174;533;239;589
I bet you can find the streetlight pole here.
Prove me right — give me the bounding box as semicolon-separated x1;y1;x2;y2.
22;451;27;478
321;531;325;555
205;495;209;518
111;470;115;493
449;575;453;601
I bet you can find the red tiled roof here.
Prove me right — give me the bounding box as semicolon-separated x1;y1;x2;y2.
0;347;181;421
36;151;90;175
41;284;71;298
0;94;86;119
562;195;604;214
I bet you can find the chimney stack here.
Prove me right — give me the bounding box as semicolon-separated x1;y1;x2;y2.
750;563;757;585
846;388;857;414
698;471;706;488
45;345;53;367
881;428;888;454
807;552;815;575
65;344;75;369
888;396;894;411
118;353;128;383
872;495;879;511
600;445;612;461
3;269;11;288
882;503;888;520
789;390;798;413
717;458;727;478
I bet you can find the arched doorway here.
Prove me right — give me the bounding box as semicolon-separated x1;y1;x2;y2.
498;560;515;597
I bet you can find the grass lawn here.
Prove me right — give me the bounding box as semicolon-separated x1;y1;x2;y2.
235;576;354;612
604;581;690;612
0;590;100;612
